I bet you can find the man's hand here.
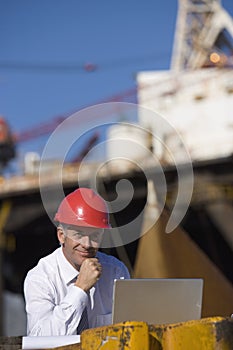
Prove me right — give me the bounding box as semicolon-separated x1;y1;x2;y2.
75;258;102;292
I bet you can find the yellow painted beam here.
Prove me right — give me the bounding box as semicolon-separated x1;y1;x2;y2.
81;321;151;350
36;317;233;349
0;200;12;250
0;200;11;230
149;317;233;350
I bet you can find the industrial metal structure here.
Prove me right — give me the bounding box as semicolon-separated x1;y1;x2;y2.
171;0;233;70
138;0;233;162
136;0;233;277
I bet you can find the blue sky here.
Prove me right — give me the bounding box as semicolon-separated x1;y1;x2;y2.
0;0;233;164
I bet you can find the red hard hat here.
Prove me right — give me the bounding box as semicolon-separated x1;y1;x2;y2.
54;188;111;228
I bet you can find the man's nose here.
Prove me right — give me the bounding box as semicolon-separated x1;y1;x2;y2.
80;235;91;248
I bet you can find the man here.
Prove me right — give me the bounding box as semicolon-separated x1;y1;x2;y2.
24;188;130;336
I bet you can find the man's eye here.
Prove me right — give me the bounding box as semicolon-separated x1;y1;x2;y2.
72;232;83;239
91;232;100;241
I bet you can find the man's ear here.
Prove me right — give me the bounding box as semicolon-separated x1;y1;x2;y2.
57;226;65;245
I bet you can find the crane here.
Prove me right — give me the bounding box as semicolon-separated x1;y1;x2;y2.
171;0;233;71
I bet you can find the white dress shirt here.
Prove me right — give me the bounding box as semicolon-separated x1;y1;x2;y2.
24;247;130;336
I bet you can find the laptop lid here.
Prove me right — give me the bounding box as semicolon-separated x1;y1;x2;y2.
112;278;203;325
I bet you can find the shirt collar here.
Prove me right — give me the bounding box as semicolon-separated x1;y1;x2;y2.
57;247;79;285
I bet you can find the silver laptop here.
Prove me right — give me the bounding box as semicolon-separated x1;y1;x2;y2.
112;278;203;325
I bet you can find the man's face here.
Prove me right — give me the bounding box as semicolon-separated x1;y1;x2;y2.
57;225;104;270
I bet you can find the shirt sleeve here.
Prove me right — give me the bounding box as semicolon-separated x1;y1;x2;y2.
118;262;131;279
24;273;88;336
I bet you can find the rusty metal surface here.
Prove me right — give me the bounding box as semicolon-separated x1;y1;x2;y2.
1;317;233;349
81;321;150;349
149;316;233;350
0;335;22;349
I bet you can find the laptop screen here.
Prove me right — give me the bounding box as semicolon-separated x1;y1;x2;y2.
112;278;203;325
